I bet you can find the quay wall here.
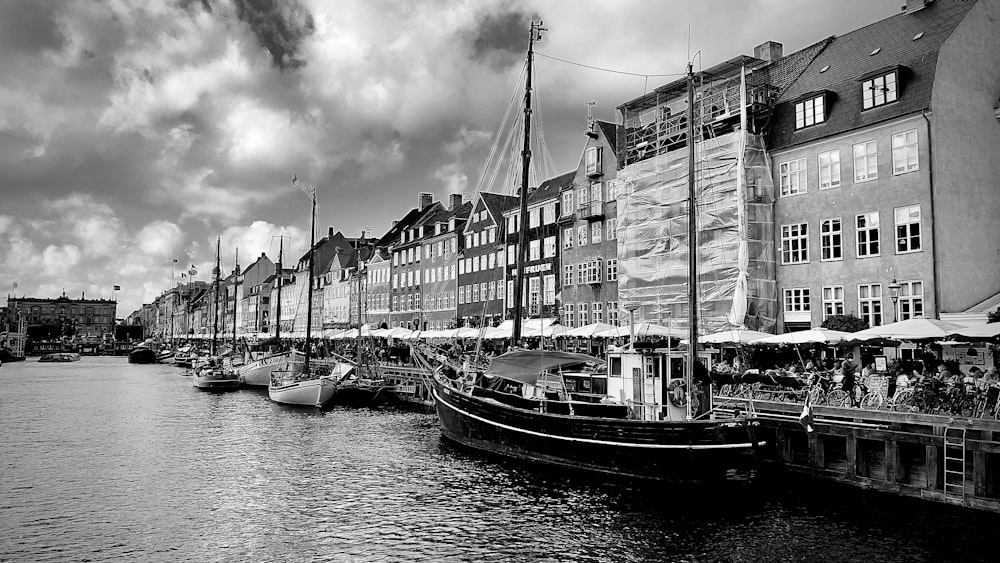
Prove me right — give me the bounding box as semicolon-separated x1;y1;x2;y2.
747;400;1000;513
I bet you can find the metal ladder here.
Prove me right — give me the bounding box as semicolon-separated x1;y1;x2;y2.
943;427;967;504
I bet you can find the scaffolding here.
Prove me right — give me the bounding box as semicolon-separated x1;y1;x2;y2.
616;129;777;334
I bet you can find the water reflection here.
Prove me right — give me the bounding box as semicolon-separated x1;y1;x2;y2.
1;357;997;562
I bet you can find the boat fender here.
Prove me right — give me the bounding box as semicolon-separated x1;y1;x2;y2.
668;380;687;408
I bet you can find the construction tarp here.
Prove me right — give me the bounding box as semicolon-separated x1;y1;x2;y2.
616;130;776;335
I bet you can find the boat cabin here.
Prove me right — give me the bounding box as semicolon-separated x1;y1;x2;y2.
607;346;714;421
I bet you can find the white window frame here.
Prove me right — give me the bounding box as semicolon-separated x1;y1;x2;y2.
820;217;842;262
606;218;616;241
794;95;825;130
564;304;575;328
577;224;588;247
779;158;807;197
818;149;841;189
591;221;602;244
529;239;540;261
564;264;573;286
822;285;844;320
894;205;922;254
858;283;883;327
607;301;619;326
578;302;589;326
592;302;603;324
856;212;880;258
563;227;574;249
862;71;898;110
544;236;556;258
853;140;878;183
891;130;919;175
780;223;809;265
561;191;573;216
897;280;924;321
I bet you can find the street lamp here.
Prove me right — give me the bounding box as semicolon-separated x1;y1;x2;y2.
888;277;901;323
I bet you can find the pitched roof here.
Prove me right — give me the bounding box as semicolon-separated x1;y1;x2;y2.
769;0;975;150
480;192;520;219
526;170;575;206
596;120;622;158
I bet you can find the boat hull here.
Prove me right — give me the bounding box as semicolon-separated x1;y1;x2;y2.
268;377;337;407
128;348;158;364
237;351;304;387
431;379;761;481
192;372;241;391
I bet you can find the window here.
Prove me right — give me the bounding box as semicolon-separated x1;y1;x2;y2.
392;295;398;310
544;236;556;258
563;227;574;249
529;240;540;261
577;186;590;209
458;286;465;305
543;203;556;224
564;264;573;286
488;227;496;244
577;224;588;246
496;250;504;267
585;146;602;176
392;253;398;266
784;288;811;313
853;141;877;182
898;280;924;321
780;223;809;264
607;302;619;325
894;205;921;253
779;159;807;196
794;95;826;129
856;212;880;257
564;304;575;328
471;257;479;273
592;302;603;323
591;221;602;244
606;218;616;241
818;149;841;189
507;245;515;265
606;259;618;282
582;259;603;284
506;280;513;307
528;277;540;315
822;286;844;319
892;130;918;174
862;71;898;110
577;263;585;286
506;214;518;234
529;208;540;229
859;283;883;327
562;191;573;216
488;252;496;269
606;179;619;201
820;218;842;261
472;284;480;302
578;302;589;326
543;274;555;305
590;182;603;204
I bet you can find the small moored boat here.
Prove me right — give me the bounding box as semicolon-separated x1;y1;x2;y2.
38;352;81;362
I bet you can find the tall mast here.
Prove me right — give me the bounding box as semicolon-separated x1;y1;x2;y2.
511;21;544;345
356;236;366;366
211;236;221;356
304;187;317;373
275;237;283;342
232;246;239;347
685;62;697;420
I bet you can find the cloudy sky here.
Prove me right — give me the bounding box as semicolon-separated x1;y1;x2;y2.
0;0;895;316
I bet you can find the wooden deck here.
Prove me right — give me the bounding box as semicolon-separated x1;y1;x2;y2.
743;399;1000;513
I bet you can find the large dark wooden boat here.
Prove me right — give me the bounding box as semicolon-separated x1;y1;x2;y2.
416;23;763;480
128;341;159;364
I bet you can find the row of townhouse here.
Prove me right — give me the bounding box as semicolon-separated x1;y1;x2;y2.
133;0;999;337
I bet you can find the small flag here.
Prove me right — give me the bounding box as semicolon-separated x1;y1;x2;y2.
291;170;299;186
189;267;197;276
12;282;17;289
799;396;815;433
172;258;179;263
181;273;187;278
113;285;121;291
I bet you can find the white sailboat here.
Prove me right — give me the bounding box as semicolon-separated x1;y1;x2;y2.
193;236;241;391
268;174;339;407
236;237;305;386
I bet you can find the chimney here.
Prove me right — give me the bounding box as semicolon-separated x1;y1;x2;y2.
392;220;399;227
328;226;334;238
449;193;463;210
753;41;783;62
902;0;931;12
418;192;433;209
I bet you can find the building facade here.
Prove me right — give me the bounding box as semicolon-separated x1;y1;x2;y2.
4;293;117;339
558;120;622;328
767;0;1000;330
389;194;443;329
503;172;573;321
458;193;518;327
364;250;391;328
420;197;469;330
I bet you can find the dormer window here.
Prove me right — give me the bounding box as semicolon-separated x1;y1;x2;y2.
585;146;602;176
860;67;900;110
794;94;826;130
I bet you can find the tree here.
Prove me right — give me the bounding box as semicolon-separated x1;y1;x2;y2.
821;314;869;333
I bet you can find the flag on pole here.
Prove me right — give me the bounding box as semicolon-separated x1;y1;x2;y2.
11;282;17;289
291;170;299;186
799;395;815;433
181;273;187;278
189;266;197;276
113;285;121;291
173;258;179;263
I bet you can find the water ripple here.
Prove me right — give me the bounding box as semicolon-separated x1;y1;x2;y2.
2;357;999;562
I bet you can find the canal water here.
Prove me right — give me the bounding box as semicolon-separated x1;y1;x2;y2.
1;357;996;562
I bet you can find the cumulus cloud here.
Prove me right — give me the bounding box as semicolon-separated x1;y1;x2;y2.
137;221;183;256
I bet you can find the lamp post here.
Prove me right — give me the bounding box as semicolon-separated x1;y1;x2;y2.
888;277;901;323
